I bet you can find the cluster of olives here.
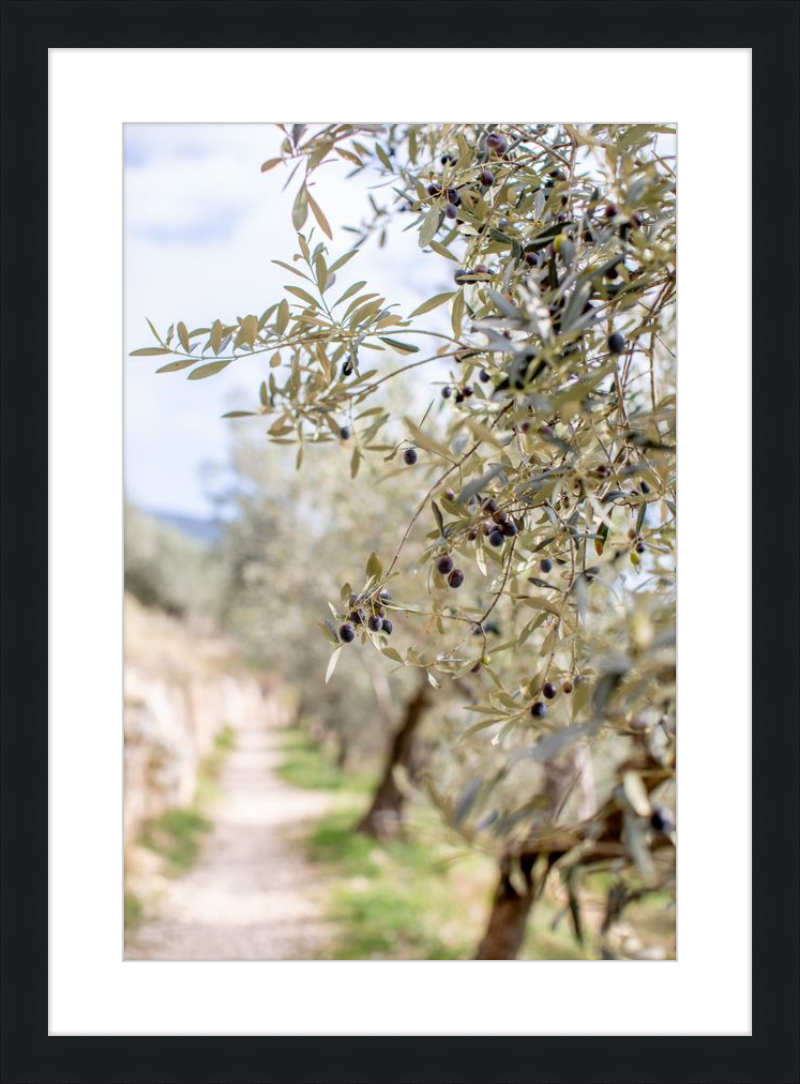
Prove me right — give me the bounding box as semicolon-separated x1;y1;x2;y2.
421;131;512;223
477;497;518;548
441;383;473;404
338;589;394;644
426;182;462;218
530;679;573;718
434;553;465;590
423;173;464;221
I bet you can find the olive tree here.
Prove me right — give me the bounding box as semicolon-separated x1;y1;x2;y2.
133;123;676;958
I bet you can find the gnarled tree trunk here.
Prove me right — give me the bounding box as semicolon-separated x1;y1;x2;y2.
475;744;596;959
356;679;430;839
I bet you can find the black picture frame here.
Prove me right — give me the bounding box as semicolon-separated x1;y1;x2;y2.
2;1;798;1081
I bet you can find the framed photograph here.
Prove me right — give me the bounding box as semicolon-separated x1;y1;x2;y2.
2;1;798;1082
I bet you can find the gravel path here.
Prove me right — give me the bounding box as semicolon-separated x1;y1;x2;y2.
125;725;330;961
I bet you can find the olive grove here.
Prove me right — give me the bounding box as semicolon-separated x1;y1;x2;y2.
133;122;676;958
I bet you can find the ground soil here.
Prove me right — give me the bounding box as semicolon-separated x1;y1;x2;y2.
125;724;330;961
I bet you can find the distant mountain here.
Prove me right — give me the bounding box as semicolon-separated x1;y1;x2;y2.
146;509;222;548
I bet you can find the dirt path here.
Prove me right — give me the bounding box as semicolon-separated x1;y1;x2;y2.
125;725;330;960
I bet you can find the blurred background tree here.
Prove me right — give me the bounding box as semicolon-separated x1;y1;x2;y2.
124;501;226;624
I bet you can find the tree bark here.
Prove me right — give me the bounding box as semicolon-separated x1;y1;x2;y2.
475;747;595;959
475;853;538;960
474;747;669;959
356;679;430;839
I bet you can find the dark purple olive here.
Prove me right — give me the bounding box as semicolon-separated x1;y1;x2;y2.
485;131;508;155
608;332;626;354
436;554;454;575
403;447;418;465
542;681;557;700
339;623;355;643
531;701;547;718
448;568;465;589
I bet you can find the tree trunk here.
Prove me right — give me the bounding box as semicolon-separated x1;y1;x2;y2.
475;853;538;959
475;747;595;959
356;680;430;839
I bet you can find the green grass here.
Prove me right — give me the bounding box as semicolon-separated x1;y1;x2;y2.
124;891;145;934
278;729;494;959
308;808;487;960
276;729;374;793
195;724;236;802
139;725;235;876
278;728;672;961
140;807;212;875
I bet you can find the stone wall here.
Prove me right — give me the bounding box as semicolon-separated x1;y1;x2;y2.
123;595;290;842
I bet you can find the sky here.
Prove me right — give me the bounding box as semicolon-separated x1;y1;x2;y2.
124;124;444;518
